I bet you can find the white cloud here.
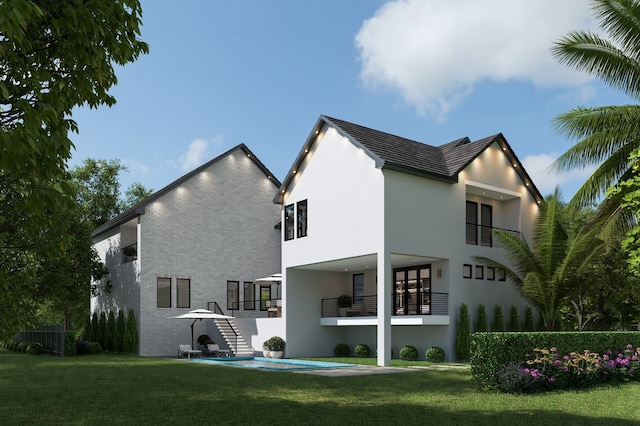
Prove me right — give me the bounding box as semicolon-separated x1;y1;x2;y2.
180;138;209;171
356;0;597;118
521;152;596;199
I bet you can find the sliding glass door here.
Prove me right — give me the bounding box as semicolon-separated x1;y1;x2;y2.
393;265;431;315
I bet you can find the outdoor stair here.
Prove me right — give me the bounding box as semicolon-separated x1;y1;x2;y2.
213;318;254;357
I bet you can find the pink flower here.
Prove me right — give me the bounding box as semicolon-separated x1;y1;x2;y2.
548;377;556;383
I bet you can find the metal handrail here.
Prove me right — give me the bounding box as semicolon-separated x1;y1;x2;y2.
321;293;449;318
465;223;520;247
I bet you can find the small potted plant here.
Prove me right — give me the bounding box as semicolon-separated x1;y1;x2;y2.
265;336;285;359
338;294;352;317
262;338;272;358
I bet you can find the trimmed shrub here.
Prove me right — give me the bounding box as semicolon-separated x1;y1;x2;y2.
97;312;107;349
334;343;350;357
115;310;126;353
90;312;99;342
64;331;77;357
400;345;418;361
507;306;520;332
88;342;102;354
491;305;504;332
26;343;44;355
425;346;446;362
83;315;92;342
17;342;28;353
77;339;91;355
474;304;488;332
354;344;371;358
105;311;116;351
456;303;471;361
523;306;535;332
197;334;211;346
123;309;138;354
470;331;640;390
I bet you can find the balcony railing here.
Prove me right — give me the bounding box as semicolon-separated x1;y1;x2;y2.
321;293;449;318
465;223;520;247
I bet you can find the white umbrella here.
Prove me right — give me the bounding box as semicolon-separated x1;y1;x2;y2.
168;309;234;347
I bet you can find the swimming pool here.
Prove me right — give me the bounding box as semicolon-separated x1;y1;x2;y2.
191;356;353;371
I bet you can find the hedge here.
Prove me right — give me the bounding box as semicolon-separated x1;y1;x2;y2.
471;331;640;389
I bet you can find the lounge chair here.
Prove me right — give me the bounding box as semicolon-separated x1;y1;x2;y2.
178;344;202;359
207;343;230;357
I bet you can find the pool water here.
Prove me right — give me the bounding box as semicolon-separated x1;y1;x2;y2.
191;356;352;371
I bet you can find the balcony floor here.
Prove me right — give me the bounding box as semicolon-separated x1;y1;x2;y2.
321;315;449;326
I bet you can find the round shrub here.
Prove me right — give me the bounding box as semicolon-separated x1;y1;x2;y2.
76;339;91;355
26;343;44;355
425;346;446;362
88;342;102;354
400;345;418;361
197;334;211;346
334;343;350;357
354;344;371;358
17;342;28;353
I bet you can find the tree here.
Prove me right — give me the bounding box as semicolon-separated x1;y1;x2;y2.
475;190;603;331
115;310;126;353
491;305;505;332
507;306;520;332
105;311;116;352
551;0;640;212
123;309;138;355
455;303;471;361
474;304;488;332
123;182;154;210
523;306;535;332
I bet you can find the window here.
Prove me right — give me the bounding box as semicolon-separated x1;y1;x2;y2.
480;204;493;246
157;277;171;308
176;278;190;308
227;281;239;310
297;199;308;238
393;265;431;315
497;269;506;282
463;264;472;279
260;286;271;311
244;281;255;310
353;273;364;305
466;201;478;245
487;266;495;281
475;265;484;280
284;204;295;241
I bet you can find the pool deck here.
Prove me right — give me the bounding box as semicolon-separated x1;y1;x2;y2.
295;364;412;376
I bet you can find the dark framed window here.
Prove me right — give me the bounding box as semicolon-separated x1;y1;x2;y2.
227;281;239;310
244;281;255;310
284;204;295;241
176;278;190;308
353;273;364;305
297;199;308;238
487;267;495;281
466;201;478;245
475;265;484;280
497;269;506;282
481;204;493;246
157;277;171;308
260;285;271;311
463;264;472;279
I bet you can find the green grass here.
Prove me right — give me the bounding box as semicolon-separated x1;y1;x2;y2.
2;350;640;425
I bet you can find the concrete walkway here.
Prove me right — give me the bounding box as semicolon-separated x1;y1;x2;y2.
297;363;469;377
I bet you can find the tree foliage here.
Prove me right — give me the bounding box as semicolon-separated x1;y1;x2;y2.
455;303;471;361
474;304;488;333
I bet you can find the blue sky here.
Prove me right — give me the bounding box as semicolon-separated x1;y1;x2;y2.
69;0;632;201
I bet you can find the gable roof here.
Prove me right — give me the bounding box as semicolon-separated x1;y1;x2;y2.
274;115;542;204
93;144;281;237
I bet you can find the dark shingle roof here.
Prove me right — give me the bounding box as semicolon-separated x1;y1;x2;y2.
275;115;542;203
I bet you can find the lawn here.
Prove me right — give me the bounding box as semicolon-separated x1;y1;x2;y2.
1;351;639;425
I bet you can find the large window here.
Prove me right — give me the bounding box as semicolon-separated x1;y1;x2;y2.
466;201;478;245
393;265;431;315
284;204;295;241
244;281;255;310
297;199;308;238
227;281;239;311
176;278;190;308
260;285;271;311
466;201;493;246
480;204;493;246
157;277;171;308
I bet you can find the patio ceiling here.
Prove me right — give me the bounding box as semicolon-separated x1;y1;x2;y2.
293;253;440;273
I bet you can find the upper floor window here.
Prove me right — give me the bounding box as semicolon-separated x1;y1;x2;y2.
176;278;190;308
227;280;239;311
157;277;171;308
297;200;308;238
244;281;255;310
466;201;493;246
284;204;295;241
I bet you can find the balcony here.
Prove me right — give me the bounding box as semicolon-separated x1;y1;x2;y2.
320;293;449;326
465;223;520;247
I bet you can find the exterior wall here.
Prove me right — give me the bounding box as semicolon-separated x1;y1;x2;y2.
93;147;281;357
281;126;385;267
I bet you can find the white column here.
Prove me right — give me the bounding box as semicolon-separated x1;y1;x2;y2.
376;250;392;366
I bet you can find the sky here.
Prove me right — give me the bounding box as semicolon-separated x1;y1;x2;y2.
69;0;634;201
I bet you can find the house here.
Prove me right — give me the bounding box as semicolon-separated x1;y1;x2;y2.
274;115;542;365
91;144;282;357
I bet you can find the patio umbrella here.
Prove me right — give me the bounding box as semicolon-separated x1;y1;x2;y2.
167;309;234;348
254;273;282;299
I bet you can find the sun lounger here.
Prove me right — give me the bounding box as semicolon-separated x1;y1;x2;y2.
178;344;202;359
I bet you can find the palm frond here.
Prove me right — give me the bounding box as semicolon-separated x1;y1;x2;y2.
593;0;640;61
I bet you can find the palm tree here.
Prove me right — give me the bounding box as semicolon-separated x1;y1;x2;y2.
474;190;603;331
551;0;640;210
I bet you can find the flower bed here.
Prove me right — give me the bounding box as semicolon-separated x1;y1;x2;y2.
495;345;640;393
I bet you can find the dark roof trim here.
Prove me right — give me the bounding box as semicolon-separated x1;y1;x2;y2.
274;115;543;204
93;144;280;237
